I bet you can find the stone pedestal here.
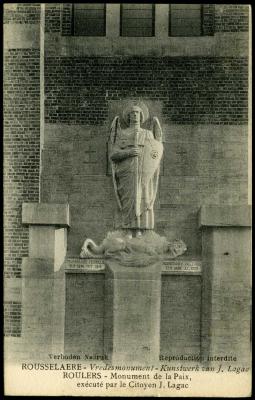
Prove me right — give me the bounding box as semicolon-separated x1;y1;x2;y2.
21;203;69;359
104;261;161;364
22;202;69;272
199;205;251;364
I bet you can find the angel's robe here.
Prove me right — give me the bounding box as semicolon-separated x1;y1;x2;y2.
110;127;163;230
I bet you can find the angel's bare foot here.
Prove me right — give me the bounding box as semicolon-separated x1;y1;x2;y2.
136;230;142;238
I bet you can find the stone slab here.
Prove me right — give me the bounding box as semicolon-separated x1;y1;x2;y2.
4;23;40;49
22;203;70;226
104;261;161;364
198;205;251;228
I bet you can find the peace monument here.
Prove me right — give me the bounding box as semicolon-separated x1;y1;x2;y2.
78;101;187;363
80;101;187;267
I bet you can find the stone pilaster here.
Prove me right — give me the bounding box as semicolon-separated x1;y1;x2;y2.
199;205;251;364
21;203;69;359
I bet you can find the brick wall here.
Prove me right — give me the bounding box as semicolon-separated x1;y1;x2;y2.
4;301;22;337
61;3;72;36
4;3;41;24
45;57;248;125
215;5;249;32
45;3;61;34
4;50;40;278
202;4;215;36
4;4;41;337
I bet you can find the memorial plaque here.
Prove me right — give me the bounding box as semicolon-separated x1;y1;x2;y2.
162;260;202;274
64;258;105;273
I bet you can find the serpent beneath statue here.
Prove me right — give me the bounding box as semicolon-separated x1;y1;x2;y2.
80;231;187;267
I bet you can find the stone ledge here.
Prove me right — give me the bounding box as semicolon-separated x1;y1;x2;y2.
45;31;249;58
63;258;202;275
22;203;70;226
198;205;251;228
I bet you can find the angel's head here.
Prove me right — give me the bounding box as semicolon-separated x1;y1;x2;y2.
123;102;149;126
128;106;144;125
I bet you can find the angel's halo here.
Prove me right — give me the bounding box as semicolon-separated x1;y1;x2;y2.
122;100;149;125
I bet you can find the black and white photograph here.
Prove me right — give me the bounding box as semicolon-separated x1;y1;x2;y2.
4;3;251;397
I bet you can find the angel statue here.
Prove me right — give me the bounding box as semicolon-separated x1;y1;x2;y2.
108;101;163;238
80;102;187;262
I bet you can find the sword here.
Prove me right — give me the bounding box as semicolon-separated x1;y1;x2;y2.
134;128;140;229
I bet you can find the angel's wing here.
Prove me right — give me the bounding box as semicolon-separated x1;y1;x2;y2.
108;116;122;210
108;116;121;144
147;117;163;208
152;117;163;142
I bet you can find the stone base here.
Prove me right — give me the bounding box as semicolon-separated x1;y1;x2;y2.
21;258;55;358
104;261;161;364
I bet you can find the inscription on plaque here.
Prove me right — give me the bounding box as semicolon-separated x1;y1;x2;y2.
64;258;105;272
162;260;202;274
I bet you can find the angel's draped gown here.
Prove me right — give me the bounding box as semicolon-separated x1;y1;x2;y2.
110;127;162;230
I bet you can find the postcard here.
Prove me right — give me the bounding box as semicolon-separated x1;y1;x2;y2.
4;3;251;397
